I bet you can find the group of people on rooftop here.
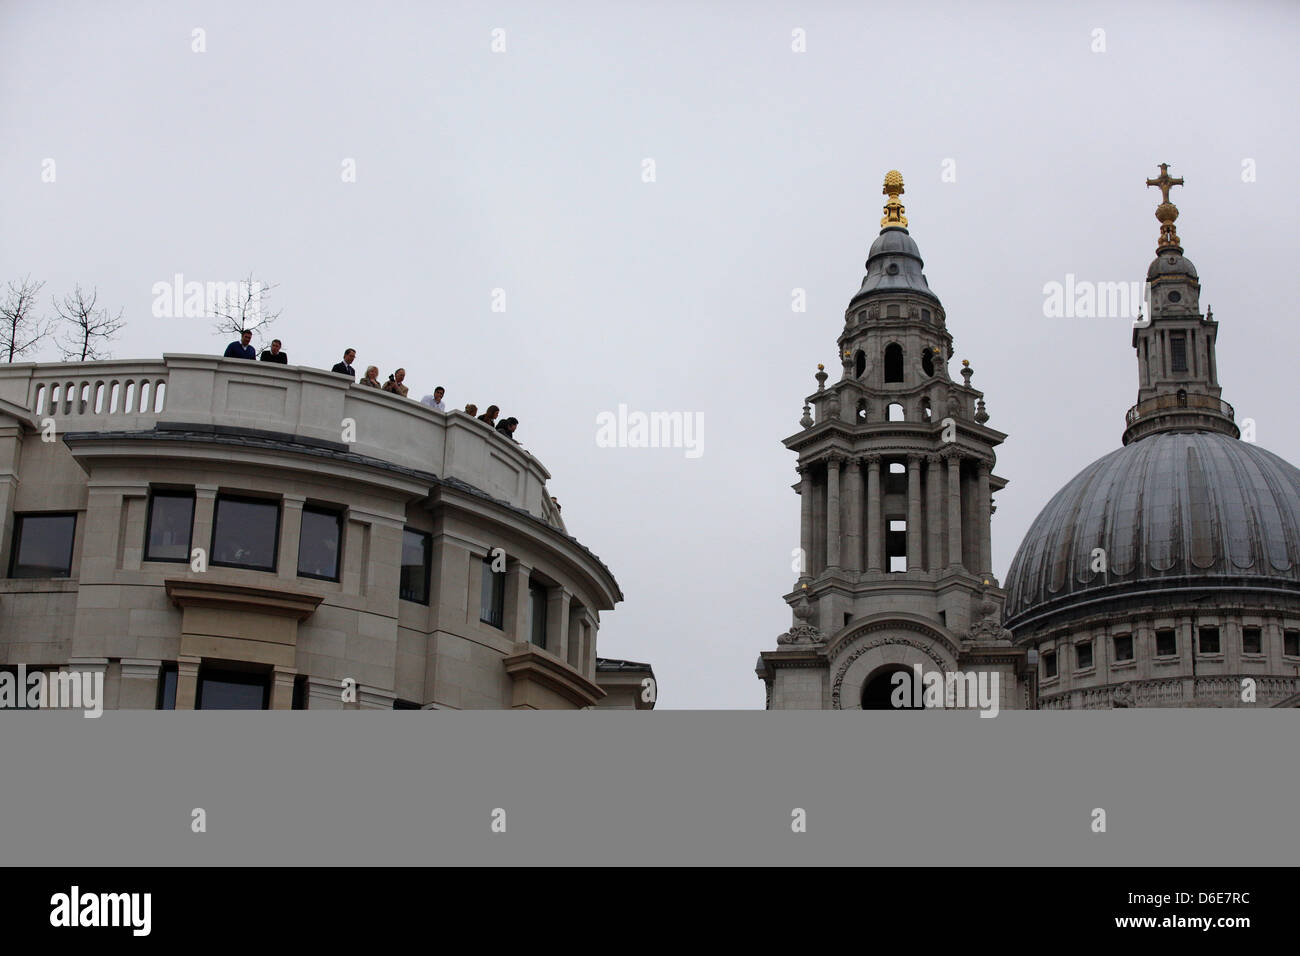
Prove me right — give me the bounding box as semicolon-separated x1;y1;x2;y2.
221;333;521;443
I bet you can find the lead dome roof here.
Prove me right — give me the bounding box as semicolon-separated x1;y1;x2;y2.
1003;431;1300;626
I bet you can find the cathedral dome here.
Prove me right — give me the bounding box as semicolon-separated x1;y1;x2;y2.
1003;431;1300;628
850;227;941;306
1147;251;1198;281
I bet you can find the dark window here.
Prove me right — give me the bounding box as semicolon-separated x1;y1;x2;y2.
1198;626;1221;654
921;309;931;323
1113;634;1134;662
921;349;934;377
529;582;548;648
1156;629;1177;656
9;513;76;578
210;495;280;571
297;506;343;581
1043;650;1057;678
393;698;421;710
1285;630;1300;657
399;529;432;604
1076;641;1093;670
1170;333;1187;372
157;664;178;709
884;343;904;382
144;491;194;562
1242;627;1262;655
480;556;505;628
196;668;269;710
292;674;307;710
854;349;866;378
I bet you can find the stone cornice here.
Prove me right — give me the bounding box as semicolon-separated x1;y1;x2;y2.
502;643;606;708
164;578;323;620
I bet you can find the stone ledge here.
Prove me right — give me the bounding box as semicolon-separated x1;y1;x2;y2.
501;642;604;708
164;578;323;620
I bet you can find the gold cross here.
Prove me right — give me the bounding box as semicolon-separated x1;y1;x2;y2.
1145;163;1184;204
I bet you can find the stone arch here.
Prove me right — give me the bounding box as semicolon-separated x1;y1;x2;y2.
827;615;960;709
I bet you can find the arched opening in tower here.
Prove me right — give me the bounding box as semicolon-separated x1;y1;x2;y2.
884;343;904;383
861;665;925;710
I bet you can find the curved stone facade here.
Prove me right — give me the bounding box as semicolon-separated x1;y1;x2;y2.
0;355;644;710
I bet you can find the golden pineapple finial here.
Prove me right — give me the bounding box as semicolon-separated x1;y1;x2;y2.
881;170;908;228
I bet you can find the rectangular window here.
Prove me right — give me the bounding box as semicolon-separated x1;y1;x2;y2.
1170;333;1187;372
529;582;548;648
480;556;505;628
210;494;280;571
1043;650;1057;678
156;664;178;710
297;506;343;581
1113;634;1134;662
1198;626;1221;654
1156;629;1177;657
1242;627;1262;655
399;529;432;604
1285;630;1300;657
9;513;76;578
196;668;269;710
1076;641;1093;670
144;491;194;562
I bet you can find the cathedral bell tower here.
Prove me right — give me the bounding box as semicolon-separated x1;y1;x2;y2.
1123;163;1238;445
757;171;1031;710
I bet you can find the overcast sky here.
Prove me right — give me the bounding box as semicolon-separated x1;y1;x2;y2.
2;0;1297;708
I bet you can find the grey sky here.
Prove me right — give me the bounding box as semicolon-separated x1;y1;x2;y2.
2;0;1297;708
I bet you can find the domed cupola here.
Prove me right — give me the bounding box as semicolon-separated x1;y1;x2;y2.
848;170;943;309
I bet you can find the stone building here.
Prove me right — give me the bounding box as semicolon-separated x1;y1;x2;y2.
757;171;1031;710
1003;166;1300;708
0;355;653;710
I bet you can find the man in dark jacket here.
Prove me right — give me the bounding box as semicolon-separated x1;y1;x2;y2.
259;339;288;364
331;348;357;379
496;417;519;442
223;330;255;359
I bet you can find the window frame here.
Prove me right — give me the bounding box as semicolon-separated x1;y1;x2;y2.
296;504;344;582
479;555;505;629
398;528;433;605
209;493;282;573
143;489;196;564
195;667;271;710
8;512;77;579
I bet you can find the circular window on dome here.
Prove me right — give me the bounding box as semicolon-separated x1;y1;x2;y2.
886;263;900;275
1168;291;1182;303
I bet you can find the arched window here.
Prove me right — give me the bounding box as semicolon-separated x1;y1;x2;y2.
921;398;932;422
887;402;905;422
884;343;904;383
1177;389;1188;408
856;398;868;422
921;348;935;377
854;349;866;379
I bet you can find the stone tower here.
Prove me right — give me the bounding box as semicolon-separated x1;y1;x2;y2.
757;171;1031;710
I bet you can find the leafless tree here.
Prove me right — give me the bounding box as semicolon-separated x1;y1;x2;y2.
0;275;54;362
210;271;282;346
54;284;125;361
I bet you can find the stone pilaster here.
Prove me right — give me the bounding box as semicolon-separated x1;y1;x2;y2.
797;464;813;577
844;457;863;572
825;454;842;569
946;450;964;568
175;655;202;710
906;454;923;571
865;454;882;572
926;453;943;571
976;459;993;576
547;588;572;662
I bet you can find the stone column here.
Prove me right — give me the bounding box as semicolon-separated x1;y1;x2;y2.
946;450;964;568
119;659;164;710
192;485;218;565
825;454;842;569
797;464;813;577
906;455;923;571
175;655;202;710
844;457;862;572
270;667;297;709
926;454;943;571
503;559;534;645
547;588;572;662
865;454;882;572
278;494;306;580
976;459;993;576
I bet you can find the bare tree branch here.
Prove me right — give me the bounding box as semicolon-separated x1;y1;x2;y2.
0;275;54;362
53;284;126;361
210;272;282;347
